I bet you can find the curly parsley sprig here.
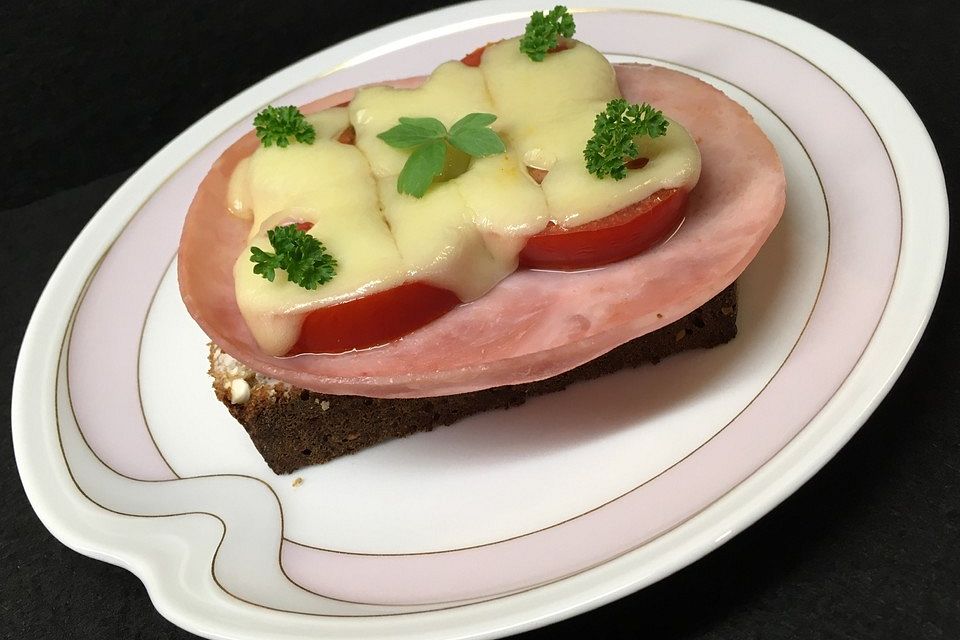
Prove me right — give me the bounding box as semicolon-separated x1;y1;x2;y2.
519;6;576;62
377;112;506;198
253;106;316;148
583;98;669;180
250;224;337;290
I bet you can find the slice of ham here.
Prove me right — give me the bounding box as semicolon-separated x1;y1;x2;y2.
178;65;785;398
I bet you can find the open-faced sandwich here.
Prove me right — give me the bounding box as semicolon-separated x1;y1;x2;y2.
178;7;786;474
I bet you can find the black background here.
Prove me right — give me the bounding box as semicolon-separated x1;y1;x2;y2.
2;1;958;638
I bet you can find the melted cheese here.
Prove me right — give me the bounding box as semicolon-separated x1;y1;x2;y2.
479;39;700;226
379;179;517;301
228;107;353;222
479;37;619;126
234;201;405;354
228;39;701;355
541;115;700;225
228;141;377;238
231;139;405;354
455;152;550;236
349;62;495;177
304;107;351;139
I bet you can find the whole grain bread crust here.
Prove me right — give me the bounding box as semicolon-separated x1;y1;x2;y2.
210;283;738;474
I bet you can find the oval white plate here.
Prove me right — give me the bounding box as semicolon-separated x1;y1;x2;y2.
12;1;946;638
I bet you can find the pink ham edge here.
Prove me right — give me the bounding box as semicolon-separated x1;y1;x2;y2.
178;65;786;398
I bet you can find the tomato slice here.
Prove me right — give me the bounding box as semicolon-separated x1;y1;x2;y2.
519;188;689;270
337;125;356;145
288;282;461;355
461;44;487;67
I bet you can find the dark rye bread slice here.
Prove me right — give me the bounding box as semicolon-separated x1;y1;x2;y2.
210;284;738;474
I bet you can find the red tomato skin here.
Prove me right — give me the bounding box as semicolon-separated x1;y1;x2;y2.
461;45;486;66
518;188;689;271
337;125;356;145
287;283;461;355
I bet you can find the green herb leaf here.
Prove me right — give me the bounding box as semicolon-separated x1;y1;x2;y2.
398;117;448;137
397;139;447;197
448;112;498;137
379;112;506;197
583;98;669;180
250;224;337;290
377;117;447;148
519;6;576;62
253;106;316;148
250;246;279;282
449;127;506;157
